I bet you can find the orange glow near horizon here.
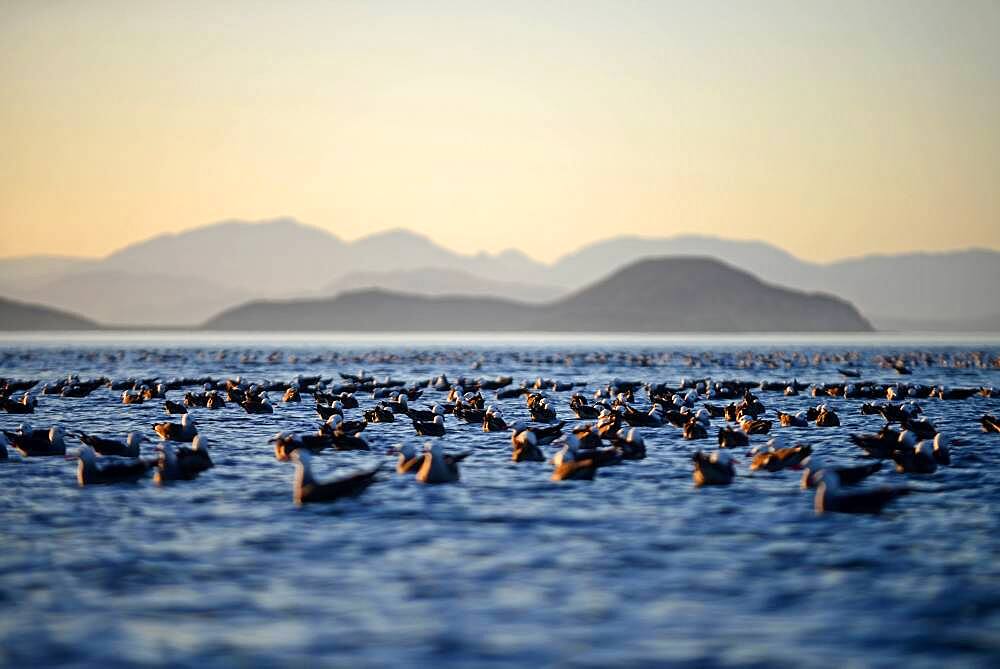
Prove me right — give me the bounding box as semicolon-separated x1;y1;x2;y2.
1;1;998;263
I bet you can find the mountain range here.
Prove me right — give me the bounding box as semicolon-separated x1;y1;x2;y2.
318;268;562;303
0;296;97;330
0;217;996;330
205;257;872;332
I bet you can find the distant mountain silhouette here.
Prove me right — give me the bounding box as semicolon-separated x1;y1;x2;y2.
205;290;533;331
335;228;543;282
1;217;996;329
0;219;550;325
101;218;346;294
0;255;98;284
320;267;562;302
204;257;872;332
811;250;999;323
0;296;97;330
20;270;251;327
550;236;1000;325
549;235;808;287
99;220;543;289
545;257;870;332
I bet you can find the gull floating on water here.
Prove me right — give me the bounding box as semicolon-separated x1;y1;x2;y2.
153;414;198;442
416;442;469;484
291;449;381;506
814;474;909;515
692;449;735;486
75;445;154;486
77;431;145;458
3;424;66;457
154;436;213;484
550;435;597;481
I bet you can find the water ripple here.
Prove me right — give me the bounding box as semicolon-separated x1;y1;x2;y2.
1;339;998;667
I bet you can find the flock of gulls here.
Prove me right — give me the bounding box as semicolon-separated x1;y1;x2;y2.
2;354;998;512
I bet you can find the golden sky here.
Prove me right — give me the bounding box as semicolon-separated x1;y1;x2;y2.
1;0;998;262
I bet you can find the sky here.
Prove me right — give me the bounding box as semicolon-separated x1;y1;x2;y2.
1;0;998;263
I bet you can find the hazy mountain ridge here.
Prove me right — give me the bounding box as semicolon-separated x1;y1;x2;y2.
319;267;563;303
0;255;99;285
809;249;999;322
547;257;869;333
548;235;810;287
0;296;97;330
1;217;996;329
101;218;348;290
0;219;553;325
550;237;999;323
204;257;872;333
20;270;252;327
206;289;540;332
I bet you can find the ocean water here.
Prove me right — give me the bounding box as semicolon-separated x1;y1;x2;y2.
1;334;999;668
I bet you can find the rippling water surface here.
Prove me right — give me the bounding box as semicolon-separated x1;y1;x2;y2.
1;334;999;668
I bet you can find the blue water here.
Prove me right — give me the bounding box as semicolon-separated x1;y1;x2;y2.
1;335;999;668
